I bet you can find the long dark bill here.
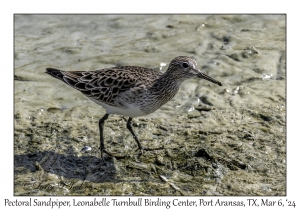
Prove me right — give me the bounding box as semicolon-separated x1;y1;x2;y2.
197;72;222;86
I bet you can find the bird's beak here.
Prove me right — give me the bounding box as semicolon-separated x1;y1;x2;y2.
197;71;222;86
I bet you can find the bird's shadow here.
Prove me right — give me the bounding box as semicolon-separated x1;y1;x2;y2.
14;151;117;183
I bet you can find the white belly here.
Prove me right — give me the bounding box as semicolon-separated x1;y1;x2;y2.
88;97;147;118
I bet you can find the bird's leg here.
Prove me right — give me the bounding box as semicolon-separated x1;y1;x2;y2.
98;113;126;160
126;117;164;155
126;117;144;154
99;113;109;160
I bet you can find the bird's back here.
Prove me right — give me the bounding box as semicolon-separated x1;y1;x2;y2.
46;66;162;107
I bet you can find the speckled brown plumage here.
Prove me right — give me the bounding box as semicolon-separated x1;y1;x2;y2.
46;56;222;160
46;66;161;107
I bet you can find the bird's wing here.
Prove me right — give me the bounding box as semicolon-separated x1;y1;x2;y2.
46;66;159;106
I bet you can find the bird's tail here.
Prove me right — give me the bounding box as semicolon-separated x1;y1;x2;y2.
45;68;65;82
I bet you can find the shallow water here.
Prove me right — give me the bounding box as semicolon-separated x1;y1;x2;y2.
14;14;286;196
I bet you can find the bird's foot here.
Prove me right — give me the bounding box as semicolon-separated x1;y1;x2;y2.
103;149;127;159
100;147;127;163
136;145;165;156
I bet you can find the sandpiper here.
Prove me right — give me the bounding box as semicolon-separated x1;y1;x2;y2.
46;56;222;160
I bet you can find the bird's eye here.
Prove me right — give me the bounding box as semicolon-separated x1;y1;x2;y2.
182;62;189;68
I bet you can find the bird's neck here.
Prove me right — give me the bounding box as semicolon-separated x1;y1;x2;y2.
151;72;182;95
140;73;183;114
